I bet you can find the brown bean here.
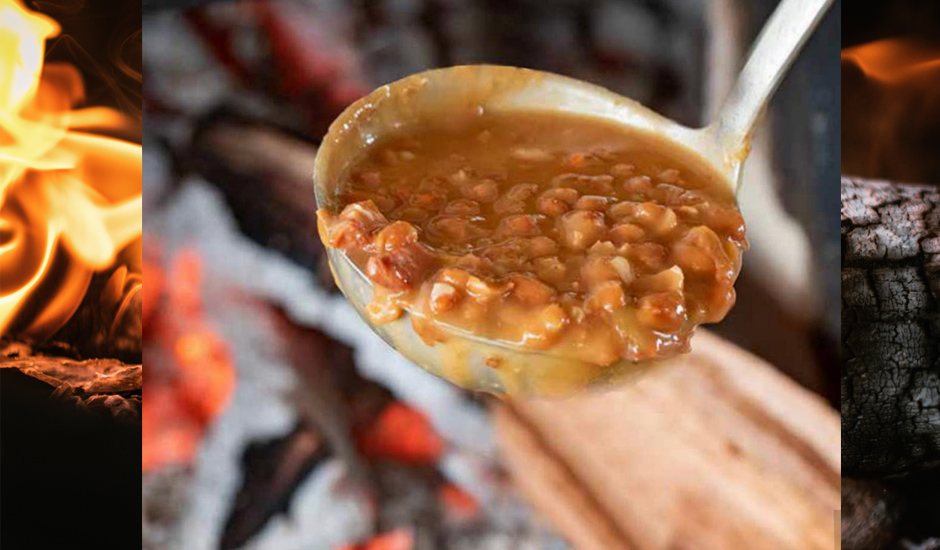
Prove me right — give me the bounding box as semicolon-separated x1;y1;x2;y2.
634;266;684;293
575;195;613;212
510;274;555;306
494;183;538;214
533;256;567;283
580;256;621;288
587;241;618;256
623;175;653;197
585;280;626;313
526;304;568;346
537;188;578;216
339;200;388;231
610;163;635;177
558;210;606;250
463;179;500;202
365;244;435;291
481;240;528;271
354;171;381;188
443;199;481;216
609;223;645;245
410;190;447;210
393;207;430;223
658;168;680;183
701;204;746;240
436;267;470;288
540;187;579;205
374;221;418;253
527;236;558;257
325;218;368;249
628;242;670;271
429;216;476;243
496;214;543;238
466;275;507;301
507;183;539;201
429;282;460;314
673;226;730;277
636;291;686;331
537;197;570;217
552;173;614;195
633;202;678;236
655;184;703;207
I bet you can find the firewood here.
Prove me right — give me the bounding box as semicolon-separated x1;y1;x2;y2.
495;330;839;550
841;176;940;477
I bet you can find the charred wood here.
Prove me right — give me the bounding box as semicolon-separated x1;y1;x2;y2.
841;177;940;477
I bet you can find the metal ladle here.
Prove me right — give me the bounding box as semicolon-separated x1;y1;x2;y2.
314;0;834;395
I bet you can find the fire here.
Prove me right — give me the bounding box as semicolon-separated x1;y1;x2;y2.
842;38;940;182
143;250;236;472
0;0;142;339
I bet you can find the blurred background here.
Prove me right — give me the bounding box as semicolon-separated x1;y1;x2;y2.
141;1;839;549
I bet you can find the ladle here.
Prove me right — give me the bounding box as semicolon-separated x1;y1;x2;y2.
314;0;834;395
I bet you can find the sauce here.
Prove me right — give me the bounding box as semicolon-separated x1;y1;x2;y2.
317;110;746;367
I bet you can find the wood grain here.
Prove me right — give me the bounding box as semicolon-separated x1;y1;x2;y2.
495;330;840;550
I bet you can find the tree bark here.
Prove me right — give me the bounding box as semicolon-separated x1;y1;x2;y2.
842;176;940;477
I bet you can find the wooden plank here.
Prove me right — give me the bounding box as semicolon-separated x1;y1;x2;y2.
495;330;840;550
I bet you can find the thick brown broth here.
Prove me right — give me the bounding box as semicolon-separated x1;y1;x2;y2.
317;110;747;366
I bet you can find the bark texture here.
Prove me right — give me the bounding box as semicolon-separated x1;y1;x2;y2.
842;177;940;476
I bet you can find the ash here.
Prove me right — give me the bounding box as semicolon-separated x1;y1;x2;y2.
147;174;567;549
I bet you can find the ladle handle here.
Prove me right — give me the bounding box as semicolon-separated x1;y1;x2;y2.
711;0;834;158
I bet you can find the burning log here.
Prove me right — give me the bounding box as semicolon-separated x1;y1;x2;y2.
187;112;332;285
0;338;141;420
841;176;940;477
220;422;330;550
495;330;839;550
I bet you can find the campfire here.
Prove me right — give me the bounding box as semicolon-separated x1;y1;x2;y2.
840;7;940;548
0;0;142;344
142;1;839;549
0;0;142;545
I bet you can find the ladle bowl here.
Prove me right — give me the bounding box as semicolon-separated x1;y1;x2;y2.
314;0;833;395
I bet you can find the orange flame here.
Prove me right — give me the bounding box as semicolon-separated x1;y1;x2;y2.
842;38;940;182
0;0;142;339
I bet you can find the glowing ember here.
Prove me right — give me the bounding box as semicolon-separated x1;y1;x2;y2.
842;38;940;182
0;0;142;339
143;249;236;472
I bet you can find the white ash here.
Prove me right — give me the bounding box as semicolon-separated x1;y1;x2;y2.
150;178;567;549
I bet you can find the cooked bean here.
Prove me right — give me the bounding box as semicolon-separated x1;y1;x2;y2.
430;282;460;314
609;223;645;244
552;173;614;195
636;291;686;331
623;175;653;197
429;216;475;243
375;221;418;252
527;236;558;257
319;110;746;368
628;242;670;271
611;163;635;177
444;199;481;216
463;179;500;202
658;168;680;183
558;210;606;250
533;256;567;283
510;274;556;306
586;280;626;313
575;195;613;212
496;214;543;238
